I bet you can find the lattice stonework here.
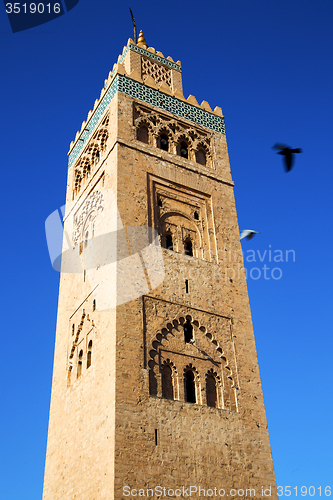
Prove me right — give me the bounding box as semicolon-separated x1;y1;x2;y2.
141;57;172;87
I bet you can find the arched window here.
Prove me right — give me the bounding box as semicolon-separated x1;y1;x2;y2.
184;319;193;343
185;370;196;403
77;350;83;378
87;340;92;369
196;149;207;166
159;133;169;152
137;125;149;144
92;148;100;164
179;140;188;159
74;171;81;194
165;232;173;251
206;375;217;407
97;128;108;151
162;365;174;399
82;159;91;179
184;238;193;256
84;230;89;248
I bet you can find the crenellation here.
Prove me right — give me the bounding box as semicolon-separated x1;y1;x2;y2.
214;105;223;116
187;94;199;106
200;100;213;112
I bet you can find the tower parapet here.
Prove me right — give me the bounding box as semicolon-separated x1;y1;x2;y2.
68;36;223;169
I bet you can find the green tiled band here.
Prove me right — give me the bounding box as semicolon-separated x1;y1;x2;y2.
68;75;225;169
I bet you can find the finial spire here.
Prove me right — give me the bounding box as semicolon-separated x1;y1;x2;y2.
137;30;147;46
129;8;137;44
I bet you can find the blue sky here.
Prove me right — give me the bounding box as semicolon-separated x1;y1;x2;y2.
0;0;332;498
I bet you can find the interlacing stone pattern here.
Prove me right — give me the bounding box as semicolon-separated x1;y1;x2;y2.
142;56;172;86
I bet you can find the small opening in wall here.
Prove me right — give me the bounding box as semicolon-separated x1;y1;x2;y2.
72;324;75;336
166;233;173;251
87;340;92;369
195;149;207;166
162;365;174;400
194;211;199;220
83;270;86;282
179;141;188;159
84;231;89;248
185;371;196;403
184;238;193;257
158;198;163;208
137;125;149;144
159;133;169;152
206;375;217;408
93;299;96;311
184;319;193;343
155;429;158;446
77;350;83;378
185;279;189;293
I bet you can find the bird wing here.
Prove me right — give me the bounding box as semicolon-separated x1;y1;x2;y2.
240;230;258;240
272;143;289;150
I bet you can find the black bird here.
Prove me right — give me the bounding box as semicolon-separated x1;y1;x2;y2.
272;143;302;172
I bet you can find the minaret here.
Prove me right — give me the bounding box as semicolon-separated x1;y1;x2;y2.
42;34;277;500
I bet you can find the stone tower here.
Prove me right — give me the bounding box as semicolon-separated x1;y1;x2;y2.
42;34;277;500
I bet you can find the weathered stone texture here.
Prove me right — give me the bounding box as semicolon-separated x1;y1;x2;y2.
42;40;277;500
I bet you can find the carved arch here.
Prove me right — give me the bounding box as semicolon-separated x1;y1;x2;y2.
161;358;179;400
159;211;202;256
205;368;223;408
136;117;154;145
148;315;237;411
156;125;173;152
95;128;108;152
194;141;211;167
74;169;82;196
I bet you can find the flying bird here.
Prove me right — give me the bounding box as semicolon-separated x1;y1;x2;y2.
272;143;302;172
240;230;258;241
